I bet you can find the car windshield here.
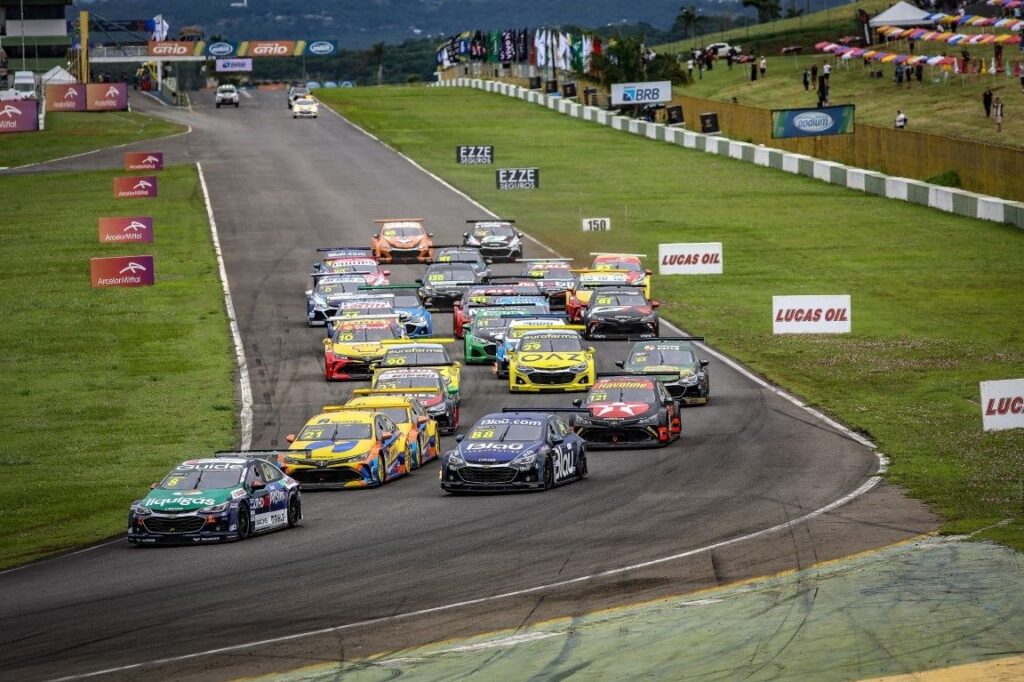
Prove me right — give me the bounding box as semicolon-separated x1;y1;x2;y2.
373;407;410;423
425;266;475;282
217;86;236;93
587;381;657;403
383;348;449;365
333;325;398;342
437;250;479;263
296;98;316;105
381;225;424;238
298;422;372;441
292;88;309;97
393;292;422;307
473;317;509;330
590;293;648;306
316;281;362;296
329;262;378;274
160;464;243;490
518;334;585;352
473;224;515;238
531;267;574;279
468;419;544;441
594;260;643;272
628;348;696;367
374;375;444;391
510;324;563;338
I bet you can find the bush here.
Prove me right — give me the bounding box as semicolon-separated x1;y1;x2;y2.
925;170;962;188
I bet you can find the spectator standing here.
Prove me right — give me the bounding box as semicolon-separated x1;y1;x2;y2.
759;55;767;77
894;109;907;129
810;63;819;87
915;62;924;83
895;62;905;87
983;87;993;117
751;60;758;81
994;96;1004;132
726;51;734;69
822;61;831;82
802;68;810;90
687;58;694;79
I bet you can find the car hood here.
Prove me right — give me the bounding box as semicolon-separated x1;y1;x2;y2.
139;487;235;512
330;342;386;357
584;401;654;421
515;351;588;369
589;305;652;317
290;439;373;459
629;364;699;378
458;441;536;464
383;236;426;247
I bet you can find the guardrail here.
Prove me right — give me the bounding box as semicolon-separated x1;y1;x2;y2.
90;46;148;58
436;77;1024;230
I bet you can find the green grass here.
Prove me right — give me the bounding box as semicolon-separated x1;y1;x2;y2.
320;86;1024;549
0;166;236;567
0;110;185;168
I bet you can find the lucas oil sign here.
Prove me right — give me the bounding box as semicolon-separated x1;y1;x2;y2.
496;168;539;190
457;145;493;164
772;295;851;334
610;81;671;107
980;378;1024;432
658;243;723;275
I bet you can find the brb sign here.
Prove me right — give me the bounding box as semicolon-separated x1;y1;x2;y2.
496;168;539;190
980;378;1024;432
772;295;851;334
610;81;671;107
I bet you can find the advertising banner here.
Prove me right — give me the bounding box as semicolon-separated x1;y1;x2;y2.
496;168;539;190
305;40;338;56
980;378;1024;432
0;100;39;133
98;217;154;243
771;105;855;138
124;152;163;171
658;242;723;275
456;145;493;164
147;41;205;57
772;295;851;334
216;58;253;72
240;40;300;57
86;83;128;111
700;112;720;134
113;176;158;199
45;84;87;112
90;255;155;288
581;218;611;232
206;41;238;58
610;81;671;106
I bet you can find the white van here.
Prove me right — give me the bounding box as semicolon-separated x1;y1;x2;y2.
11;71;38;100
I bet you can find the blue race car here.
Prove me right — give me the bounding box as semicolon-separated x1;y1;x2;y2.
311;247;375;273
127;452;302;545
306;273;370;326
360;285;433;337
440;410;587;492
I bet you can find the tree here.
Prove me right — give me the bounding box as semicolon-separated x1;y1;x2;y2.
589;33;682;89
784;3;805;18
672;6;708;40
742;0;783;23
370;42;385;85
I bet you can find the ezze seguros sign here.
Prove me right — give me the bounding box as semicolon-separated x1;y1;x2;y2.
496;168;539;191
457;145;493;164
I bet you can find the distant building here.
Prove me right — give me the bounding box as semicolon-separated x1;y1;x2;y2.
0;0;74;77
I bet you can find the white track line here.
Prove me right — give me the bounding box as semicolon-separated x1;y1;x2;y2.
197;162;254;450
0;539;123;577
5;126;192;172
48;474;881;682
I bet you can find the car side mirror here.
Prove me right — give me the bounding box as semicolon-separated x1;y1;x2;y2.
381;431;394;440
645;269;652;275
455;434;465;442
415;278;423;284
149;482;159;490
305;289;313;296
700;359;709;367
251;481;266;491
382;270;391;276
286;434;296;443
322;338;331;346
572;398;582;407
428;232;435;237
615;360;624;368
588;346;595;353
462;232;469;238
551;434;564;444
485;258;493;264
313;263;322;271
417;416;429;425
516;231;524;237
651;301;661;308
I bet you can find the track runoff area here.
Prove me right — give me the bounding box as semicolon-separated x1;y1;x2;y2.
0;90;907;682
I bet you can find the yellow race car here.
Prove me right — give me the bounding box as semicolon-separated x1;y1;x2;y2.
283;408;411;488
589;252;652;298
507;328;595;393
567;270;642;322
377;340;461;397
343;393;440;468
323;315;406;380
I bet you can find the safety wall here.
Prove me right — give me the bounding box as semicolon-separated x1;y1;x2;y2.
435;78;1024;230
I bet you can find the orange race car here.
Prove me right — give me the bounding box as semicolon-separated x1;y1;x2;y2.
371;218;435;264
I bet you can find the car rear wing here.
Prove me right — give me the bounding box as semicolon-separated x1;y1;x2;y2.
500;313;567;320
589;252;647;258
329;314;402;324
627;336;705;343
594;371;673;378
468;300;549;309
374;217;425;223
514;325;585;333
376;360;457;368
481;276;539;283
320;405;399;413
584;283;647;289
500;407;589;413
572;268;632;274
466;218;515;223
353;387;443;397
358;284;422;291
516;258;573;263
214;450;299;464
317;247;373;254
379;337;455;344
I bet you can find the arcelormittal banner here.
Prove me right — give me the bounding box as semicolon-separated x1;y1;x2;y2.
98;217;154;243
45;84;87;111
113;176;158;198
0;100;39;133
124;152;164;171
87;83;128;111
90;255;155;288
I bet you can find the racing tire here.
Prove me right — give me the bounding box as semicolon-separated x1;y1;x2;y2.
375;453;388;486
287;493;301;527
234;103;239;108
578;449;589;480
236;503;251;540
216;103;221;109
452;405;460;431
410;440;421;470
543;456;555;490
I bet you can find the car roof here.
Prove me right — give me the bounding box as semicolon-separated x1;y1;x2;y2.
593;377;656;388
180;457;246;466
307;410;377;425
345;397;413;408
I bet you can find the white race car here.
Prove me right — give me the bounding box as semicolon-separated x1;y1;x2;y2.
292;96;319;119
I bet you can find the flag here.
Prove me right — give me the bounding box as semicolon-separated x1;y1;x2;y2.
500;29;515;63
516;28;529;62
571;33;584;71
487;31;500;63
152;14;169;41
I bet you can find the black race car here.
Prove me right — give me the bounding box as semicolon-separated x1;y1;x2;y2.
616;337;710;405
432;246;491;274
581;287;660;339
571;376;680;448
417;262;482;308
519;259;576;310
463;219;523;262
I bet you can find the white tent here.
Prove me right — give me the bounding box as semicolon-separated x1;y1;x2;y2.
40;66;77;85
869;1;933;27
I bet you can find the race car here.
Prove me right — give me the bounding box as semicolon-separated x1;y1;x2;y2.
582;288;660;339
360;285;433;337
306;273;370;326
312;247;375;272
589;252;652;298
462;219;523;261
440;411;587;492
418;262;482;308
566;270;639;322
463;307;539;364
494;316;571;378
341;395;440;469
128;453;301;544
453;292;549;338
325;294;396;331
371;218;434;264
323;315;406;380
316;257;391;286
570;376;681;448
377;340;461;396
519;259;576;310
507;328;596;393
432;246;490;274
366;369;460;433
283;408;410;488
292;96;319;118
453;281;545;337
615;337;710;405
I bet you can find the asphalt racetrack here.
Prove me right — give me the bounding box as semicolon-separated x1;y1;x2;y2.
0;90;937;681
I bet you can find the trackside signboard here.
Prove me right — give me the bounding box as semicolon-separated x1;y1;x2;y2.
86;83;128;111
771;105;855;139
90;255;155;288
772;295;851;334
980;378;1024;432
98;217;154;243
124;152;163;171
496;168;539;190
610;81;671;106
457;145;493;164
582;218;611;232
113;176;158;198
45;84;87;111
658;243;723;275
0;100;39;133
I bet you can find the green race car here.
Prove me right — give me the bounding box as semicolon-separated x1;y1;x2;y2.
615;336;710;405
464;307;538;364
